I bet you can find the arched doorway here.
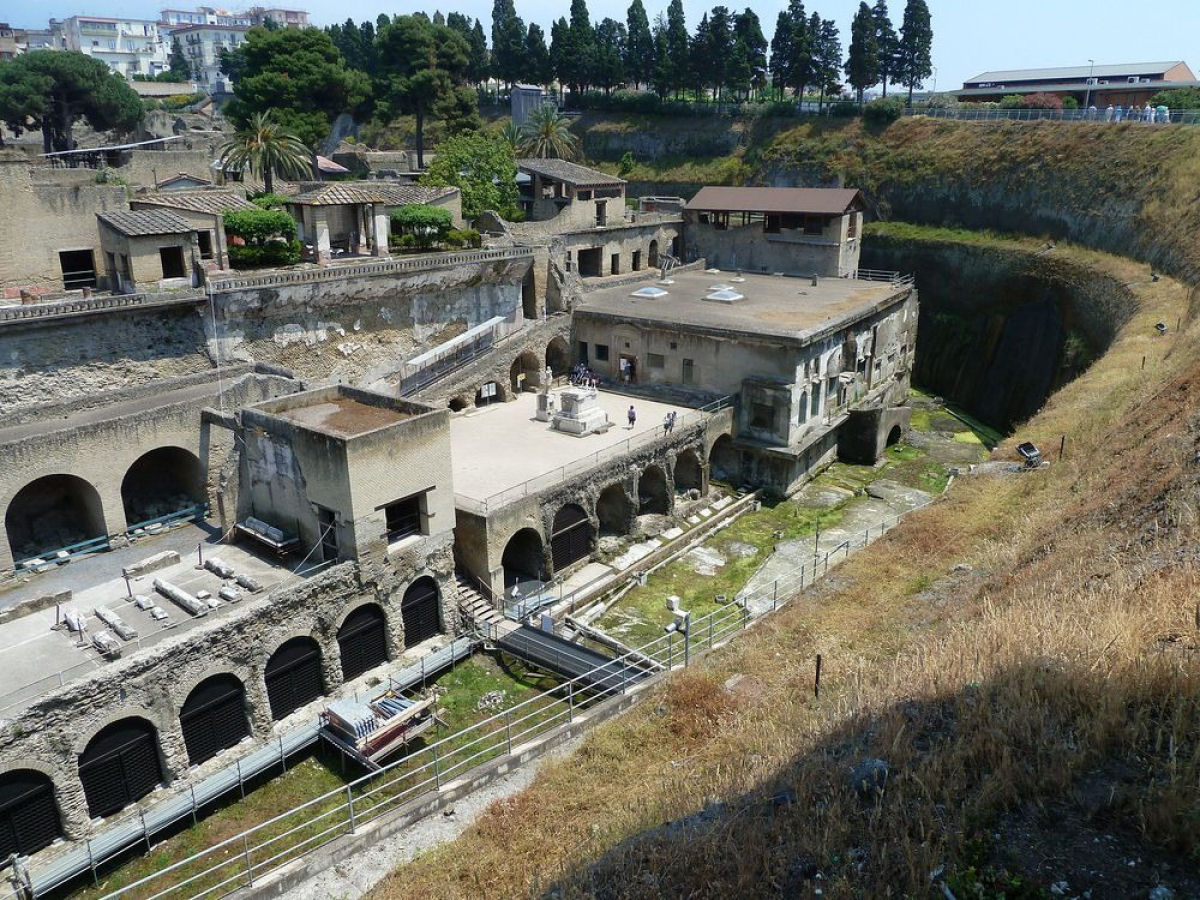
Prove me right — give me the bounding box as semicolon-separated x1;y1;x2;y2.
502;528;544;587
179;674;250;766
637;466;670;515
78;718;164;819
550;504;591;570
401;577;440;649
338;604;388;681
709;435;740;484
264;637;324;720
887;424;903;446
648;239;659;268
5;474;106;564
510;352;541;395
674;449;703;493
121;446;204;526
448;395;471;412
0;769;62;859
546;336;571;377
522;268;537;319
596;484;632;535
475;381;504;407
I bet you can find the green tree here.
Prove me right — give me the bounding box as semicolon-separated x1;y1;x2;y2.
218;110;312;193
376;15;475;170
624;0;654;90
223;27;369;150
769;11;791;92
733;9;767;98
650;20;671;98
872;0;898;97
167;38;191;81
421;130;519;221
519;103;579;159
770;1;814;103
223;207;300;268
706;7;733;101
896;0;932;105
389;203;452;249
491;0;525;88
447;14;489;85
813;16;842;111
593;18;626;94
0;51;142;152
524;23;552;88
1151;87;1200;109
561;0;596;97
845;2;879;106
664;0;690;99
549;18;570;91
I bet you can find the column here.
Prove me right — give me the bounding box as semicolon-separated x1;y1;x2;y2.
372;204;390;258
313;208;331;264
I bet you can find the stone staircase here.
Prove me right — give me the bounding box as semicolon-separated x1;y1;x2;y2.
455;573;505;629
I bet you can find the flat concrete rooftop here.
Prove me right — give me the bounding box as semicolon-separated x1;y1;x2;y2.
450;389;687;505
273;395;412;437
576;269;905;342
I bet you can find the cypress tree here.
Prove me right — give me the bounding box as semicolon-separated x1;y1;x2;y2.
897;0;932;105
624;0;654;90
845;2;879;106
871;0;897;97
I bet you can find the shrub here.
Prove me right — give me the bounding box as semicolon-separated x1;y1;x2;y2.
1150;87;1200;109
389;204;453;249
396;233;418;250
445;228;481;249
830;100;859;118
999;94;1024;109
863;97;904;126
618;151;635;177
223;208;299;268
227;239;300;268
250;192;291;210
1061;96;1079;110
1020;92;1063;110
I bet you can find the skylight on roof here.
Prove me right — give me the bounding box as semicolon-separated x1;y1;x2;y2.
709;283;734;291
631;286;669;299
703;289;745;303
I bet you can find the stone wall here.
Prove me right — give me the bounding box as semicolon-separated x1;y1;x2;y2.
683;212;861;277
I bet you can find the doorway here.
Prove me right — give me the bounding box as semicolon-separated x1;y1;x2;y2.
618;354;637;384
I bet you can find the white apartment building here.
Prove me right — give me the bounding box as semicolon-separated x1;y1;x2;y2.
168;22;248;86
61;15;168;77
160;7;253;27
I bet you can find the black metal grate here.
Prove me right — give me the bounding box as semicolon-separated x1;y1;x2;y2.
180;675;250;766
401;579;441;649
338;605;388;681
265;638;324;720
551;505;591;571
78;719;164;819
0;770;61;859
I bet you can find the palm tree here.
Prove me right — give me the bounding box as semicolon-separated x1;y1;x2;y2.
217;110;311;193
499;120;523;151
518;105;578;160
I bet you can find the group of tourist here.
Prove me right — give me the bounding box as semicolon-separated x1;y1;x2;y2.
570;363;599;389
1099;103;1172;123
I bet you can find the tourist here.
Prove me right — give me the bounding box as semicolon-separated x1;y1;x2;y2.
663;412;673;434
627;405;637;429
1114;104;1123;122
1105;105;1114;122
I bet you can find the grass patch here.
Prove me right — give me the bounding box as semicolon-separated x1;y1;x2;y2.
954;430;984;445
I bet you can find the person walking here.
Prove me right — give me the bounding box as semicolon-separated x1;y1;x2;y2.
627;405;637;429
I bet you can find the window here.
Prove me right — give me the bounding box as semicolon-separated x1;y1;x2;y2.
647;353;665;369
58;249;97;290
384;493;425;542
750;402;774;430
159;245;186;279
682;358;694;385
316;506;339;561
669;341;677;350
804;216;824;236
847;212;858;238
197;230;213;259
594;343;610;362
577;341;589;363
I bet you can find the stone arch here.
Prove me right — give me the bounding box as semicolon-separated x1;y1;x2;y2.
120;446;204;526
674;448;704;493
596;484;633;536
550;502;592;571
648;239;659;268
336;602;389;681
522;267;538;319
546;336;571;377
510;351;541;395
637;465;670;515
448;395;471;412
709;434;741;484
0;768;63;858
401;576;441;649
264;636;325;721
5;473;106;565
887;424;903;446
179;673;250;767
475;380;505;407
78;716;166;819
502;528;545;587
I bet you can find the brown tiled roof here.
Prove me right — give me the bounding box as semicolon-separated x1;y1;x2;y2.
516;158;624;188
685;186;865;215
97;209;194;236
132;190;255;215
290;182;457;206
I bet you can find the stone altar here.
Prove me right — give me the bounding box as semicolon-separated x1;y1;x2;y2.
550;388;610;436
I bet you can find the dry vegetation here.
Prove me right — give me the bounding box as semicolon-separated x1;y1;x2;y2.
368;231;1200;899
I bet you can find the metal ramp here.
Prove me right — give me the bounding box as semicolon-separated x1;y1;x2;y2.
496;624;653;694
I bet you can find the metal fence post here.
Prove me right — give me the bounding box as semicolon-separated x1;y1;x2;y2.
433;743;441;789
772;580;778;611
87;839;97;886
345;785;356;833
568;681;575;722
190;784;198;826
668;631;674;669
242;833;254;886
141;810;151;852
237;758;245;799
505;708;513;753
708;614;714;648
684;625;690;667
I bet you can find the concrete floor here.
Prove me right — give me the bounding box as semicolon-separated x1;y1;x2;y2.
449;389;689;503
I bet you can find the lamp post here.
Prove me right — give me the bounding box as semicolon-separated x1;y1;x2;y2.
1083;59;1095;113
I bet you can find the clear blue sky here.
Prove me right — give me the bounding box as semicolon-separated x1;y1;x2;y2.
1;0;1196;92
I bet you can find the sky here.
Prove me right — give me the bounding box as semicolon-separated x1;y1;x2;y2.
0;0;1196;92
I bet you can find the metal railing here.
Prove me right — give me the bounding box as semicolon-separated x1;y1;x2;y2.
852;268;915;286
51;487;934;900
454;395;736;515
902;106;1200;125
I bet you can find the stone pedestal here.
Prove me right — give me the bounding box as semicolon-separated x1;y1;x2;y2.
551;388;609;436
535;391;557;422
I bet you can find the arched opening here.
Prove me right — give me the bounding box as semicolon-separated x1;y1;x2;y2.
510;351;541;395
502;528;544;587
709;435;741;484
448;395;470;412
338;603;388;680
5;474;106;564
674;449;703;493
596;484;632;536
0;769;62;859
475;381;504;407
522;268;537;320
78;717;164;819
546;336;571;378
648;239;659;268
637;466;670;515
264;637;324;721
551;503;591;570
121;446;204;527
887;424;903;446
179;674;249;766
401;577;441;649
671;234;682;257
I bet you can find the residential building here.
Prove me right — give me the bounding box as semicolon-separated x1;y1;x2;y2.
159;6;253;27
516;159;626;230
0;24;17;59
247;6;308;27
61;15;168;78
955;61;1199;107
167;22;248;86
15;27;63;52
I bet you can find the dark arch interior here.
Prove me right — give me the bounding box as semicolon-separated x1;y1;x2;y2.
401;577;440;649
121;446;204;526
0;769;62;859
649;239;660;268
674;450;703;493
887;424;903;446
502;528;544;587
596;484;632;536
551;503;591;570
78;717;164;819
264;637;324;721
546;337;571;377
709;435;741;485
338;603;389;680
522;268;537;319
448;396;470;412
180;673;249;766
5;474;106;564
510;351;541;394
637;466;670;515
475;381;504;407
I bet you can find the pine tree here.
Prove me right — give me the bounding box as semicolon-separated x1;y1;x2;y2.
562;0;597;96
690;13;710;98
707;7;733;101
491;0;526;88
593;19;626;94
549;17;570;92
167;37;190;81
813;17;841;111
897;0;932;104
733;9;767;99
664;0;689;99
624;0;654;90
845;2;879;106
871;0;897;97
650;18;672;98
769;11;791;92
524;23;552;88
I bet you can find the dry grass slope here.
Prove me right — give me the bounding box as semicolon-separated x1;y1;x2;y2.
368;231;1200;899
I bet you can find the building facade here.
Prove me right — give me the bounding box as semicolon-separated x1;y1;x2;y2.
61;15;168;77
955;61;1199;107
167;22;248;85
